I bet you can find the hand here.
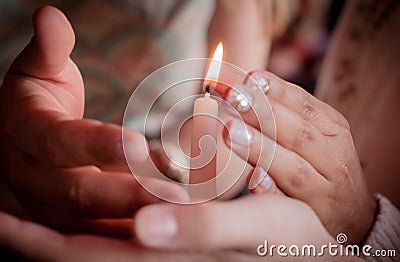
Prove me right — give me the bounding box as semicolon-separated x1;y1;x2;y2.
0;6;187;235
133;194;360;261
0;211;259;262
218;70;376;243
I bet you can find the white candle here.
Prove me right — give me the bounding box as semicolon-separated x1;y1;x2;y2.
189;92;218;199
189;42;222;201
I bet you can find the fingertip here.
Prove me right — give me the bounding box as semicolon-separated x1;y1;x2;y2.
31;5;75;76
247;166;266;190
33;5;75;45
134;205;178;248
212;82;230;98
122;130;150;164
247;167;276;194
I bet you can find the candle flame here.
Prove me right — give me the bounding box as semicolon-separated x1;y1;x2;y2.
205;42;223;89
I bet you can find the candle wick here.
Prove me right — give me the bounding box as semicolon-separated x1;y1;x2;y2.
205;85;210;93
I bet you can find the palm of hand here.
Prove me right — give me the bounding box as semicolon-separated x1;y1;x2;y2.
0;6;187;236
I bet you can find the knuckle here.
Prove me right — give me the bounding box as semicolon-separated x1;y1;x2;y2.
65;176;90;215
288;156;308;189
332;111;350;131
277;80;288;101
291;122;316;149
335;158;351;180
332;131;355;179
301;95;319;122
341;128;354;144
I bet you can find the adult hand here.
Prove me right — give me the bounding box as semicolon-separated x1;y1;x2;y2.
218;70;376;244
0;211;259;262
134;194;360;261
0;6;187;236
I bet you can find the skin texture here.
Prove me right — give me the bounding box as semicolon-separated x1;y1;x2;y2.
219;71;377;244
0;6;188;236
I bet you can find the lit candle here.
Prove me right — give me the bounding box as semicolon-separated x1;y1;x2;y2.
189;43;223;200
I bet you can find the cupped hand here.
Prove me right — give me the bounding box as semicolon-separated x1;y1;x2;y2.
0;6;187;235
218;70;376;244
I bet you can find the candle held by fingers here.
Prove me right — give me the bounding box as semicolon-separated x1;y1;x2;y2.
189;43;223;200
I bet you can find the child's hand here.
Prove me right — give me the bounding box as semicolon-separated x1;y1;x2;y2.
218;71;376;244
134;194;359;262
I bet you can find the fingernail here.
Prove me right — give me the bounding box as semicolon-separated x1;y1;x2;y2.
248;167;271;190
247;72;270;93
135;205;177;247
226;119;254;146
226;84;253;113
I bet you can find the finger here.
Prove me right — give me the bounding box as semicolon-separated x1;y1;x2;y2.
220;82;272;132
0;211;135;262
225;93;341;180
223;118;329;200
25;166;190;218
4;144;189;219
22;203;133;238
266;99;339;178
247;166;284;195
0;211;66;261
1;7;147;167
3;107;148;165
0;212;241;262
2;70;148;166
9;6;74;79
220;72;351;181
216;71;348;137
134;194;332;250
247;71;350;134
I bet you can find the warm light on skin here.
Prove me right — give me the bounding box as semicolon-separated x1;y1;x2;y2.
205;42;223;84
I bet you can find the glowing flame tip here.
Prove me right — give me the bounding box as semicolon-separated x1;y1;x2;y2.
205;42;223;83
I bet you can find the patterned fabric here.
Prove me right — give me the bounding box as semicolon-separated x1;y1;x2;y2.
364;194;400;261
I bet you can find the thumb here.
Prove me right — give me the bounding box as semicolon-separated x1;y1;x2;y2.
133;195;334;252
10;5;75;79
